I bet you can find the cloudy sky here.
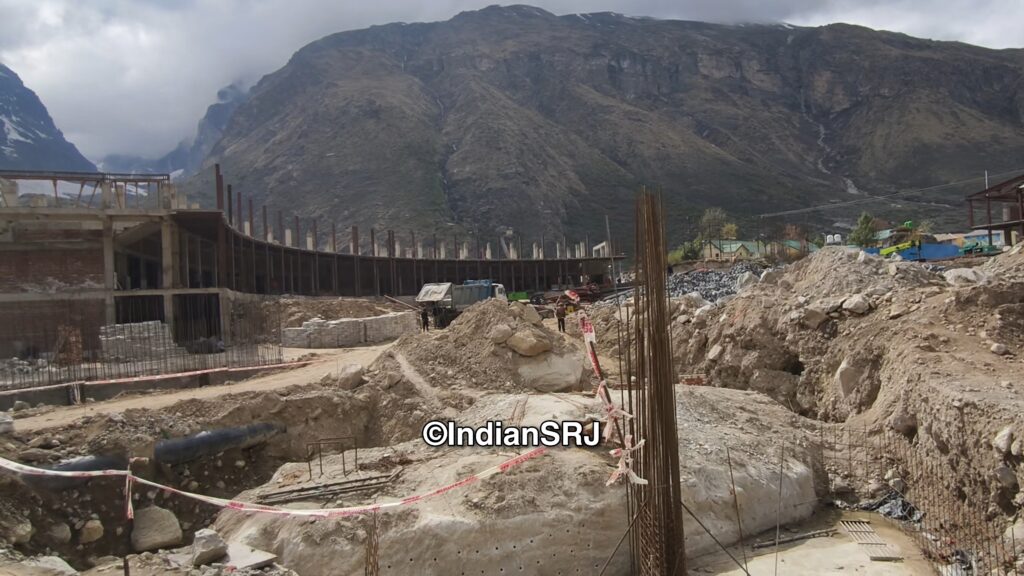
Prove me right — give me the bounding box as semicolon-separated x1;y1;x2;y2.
1;0;1021;161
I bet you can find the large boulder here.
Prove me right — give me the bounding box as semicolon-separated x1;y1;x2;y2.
487;323;513;344
506;329;552;357
191;528;228;566
799;308;829;330
79;519;104;544
328;364;364;391
131;506;182;552
516;352;585;392
835;358;864;398
510;302;542;326
993;426;1015;455
735;271;758;291
841;294;871;315
943;268;988;286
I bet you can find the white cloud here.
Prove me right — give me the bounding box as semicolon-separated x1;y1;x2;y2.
0;0;1020;160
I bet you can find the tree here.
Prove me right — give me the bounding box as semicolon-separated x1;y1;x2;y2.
848;212;877;247
699;207;728;239
720;222;739;240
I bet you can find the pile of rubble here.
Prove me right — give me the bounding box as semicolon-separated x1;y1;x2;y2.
667;261;764;301
100;321;188;362
392;299;586;392
673;245;1024;526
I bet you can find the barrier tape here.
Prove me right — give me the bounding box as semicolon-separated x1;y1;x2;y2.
0;447;547;519
575;306;645;486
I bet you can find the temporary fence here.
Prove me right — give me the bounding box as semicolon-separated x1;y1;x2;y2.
821;424;1020;575
0;294;282;391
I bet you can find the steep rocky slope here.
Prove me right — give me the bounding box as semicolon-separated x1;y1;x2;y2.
0;63;95;172
190;6;1024;246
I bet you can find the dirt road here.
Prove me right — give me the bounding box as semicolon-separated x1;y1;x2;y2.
13;344;391;434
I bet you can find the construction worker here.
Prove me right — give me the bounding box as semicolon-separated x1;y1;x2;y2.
420;307;430;332
556;302;567;333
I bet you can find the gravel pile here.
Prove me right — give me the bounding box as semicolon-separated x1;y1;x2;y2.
667;262;764;302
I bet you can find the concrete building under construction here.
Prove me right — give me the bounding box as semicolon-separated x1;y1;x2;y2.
0;167;616;390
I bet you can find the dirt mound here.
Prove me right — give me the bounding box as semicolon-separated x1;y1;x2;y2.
390;299;586;392
269;297;405;328
673;245;1024;530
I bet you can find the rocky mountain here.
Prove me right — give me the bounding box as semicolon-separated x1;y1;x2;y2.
0;63;95;172
189;6;1024;247
100;84;248;178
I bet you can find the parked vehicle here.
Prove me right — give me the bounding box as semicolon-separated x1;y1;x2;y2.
415;280;508;327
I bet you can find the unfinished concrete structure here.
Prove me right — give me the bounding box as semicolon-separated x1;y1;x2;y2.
0;168;617;388
967;172;1024;246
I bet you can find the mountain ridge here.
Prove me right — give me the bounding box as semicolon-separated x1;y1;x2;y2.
179;6;1023;245
0;63;95;173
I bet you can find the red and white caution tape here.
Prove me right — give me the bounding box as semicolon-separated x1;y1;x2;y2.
0;447;547;519
575;307;645;486
606;435;647;486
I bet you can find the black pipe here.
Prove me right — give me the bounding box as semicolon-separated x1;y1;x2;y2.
154;422;283;465
28;454;129;489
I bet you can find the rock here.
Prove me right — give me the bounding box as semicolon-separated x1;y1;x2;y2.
48;522;72;544
835;358;863;398
888;410;918;437
21;556;77;575
12;400;31;412
0;413;12;434
943;268;988;286
131;506;182;552
382;371;402;388
6;517;33;544
516;351;585;393
888;477;906;493
1004;518;1024;551
706;344;724;362
520;305;543;326
799;308;829;330
1013;439;1023;457
759;269;782;284
991;343;1010;355
510;302;542;326
18;447;56;462
191;528;228;566
79;519;104;544
735;271;758;291
842;294;871;315
487;324;513;344
506;329;552;357
332;364;364;390
993;465;1018;490
993;426;1015;455
888;306;907;320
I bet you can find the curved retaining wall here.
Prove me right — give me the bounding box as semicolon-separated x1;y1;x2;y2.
281;311;418;348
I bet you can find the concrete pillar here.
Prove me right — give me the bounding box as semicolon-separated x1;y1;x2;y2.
244;221;251;236
485;243;492;260
103;215;116;325
417;241;424;259
439;241;447;259
161;219;176;330
395;239;402;257
0;179;18;207
306;231;314;250
100;181;113;209
285;228;293;247
555;242;562;259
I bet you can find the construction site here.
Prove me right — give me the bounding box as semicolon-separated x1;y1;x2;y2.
1;169;1024;576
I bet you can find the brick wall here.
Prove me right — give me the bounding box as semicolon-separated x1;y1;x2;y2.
0;246;105;292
